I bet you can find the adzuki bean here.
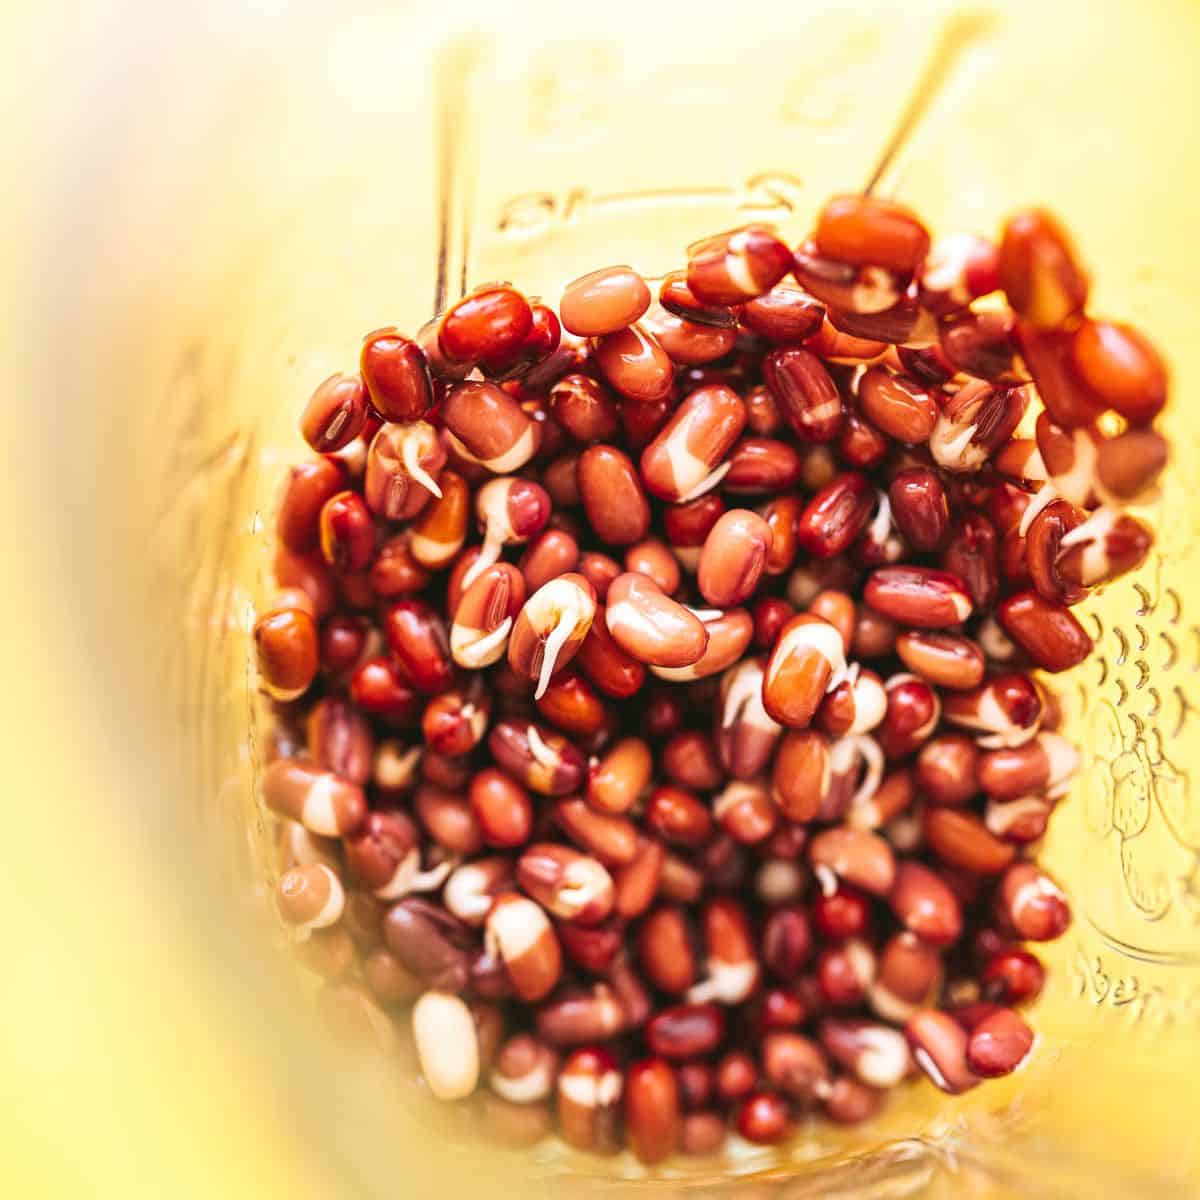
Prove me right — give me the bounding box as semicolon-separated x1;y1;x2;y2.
258;193;1167;1161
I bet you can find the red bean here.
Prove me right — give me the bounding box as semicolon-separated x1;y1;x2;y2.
578;445;651;545
864;566;973;628
439;285;533;368
796;472;875;559
591;324;674;403
763;347;842;443
560;266;650;337
740;285;825;343
625;1059;680;1164
687;224;793;305
359;328;434;421
998;209;1089;331
301;374;368;453
1069;318;1166;424
998;590;1093;672
815;195;931;274
697;509;771;608
965;1007;1034;1077
736;1091;792;1144
605;572;708;668
640;385;746;503
257;192;1148;1155
254;607;319;702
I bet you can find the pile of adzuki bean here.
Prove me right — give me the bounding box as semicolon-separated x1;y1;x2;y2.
255;197;1168;1163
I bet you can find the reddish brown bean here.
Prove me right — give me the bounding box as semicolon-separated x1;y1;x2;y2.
557;1047;623;1154
647;306;739;365
810;827;896;896
792;244;905;315
796;472;875;559
301;373;368;453
687;224;793;305
517;843;614;926
760;905;813;982
485;893;562;1002
625;1059;681;1165
896;631;985;691
469;768;534;849
772;729;831;823
816;195;930;274
640;385;746;503
409;469;470;569
450;562;526;670
722;437;803;494
517;528;580;594
660;270;740;327
605;572;708;668
978;732;1078;801
585;737;651;815
646;1003;725;1060
507;573;597;699
996;863;1070;941
439;285;533;368
359;328;434;421
820;1018;911;1089
536;985;625;1047
924;807;1015;874
764;347;842;443
548;373;619;444
488;719;585;796
965;1007;1034;1078
306;695;373;785
383;898;474;993
554;799;640;867
613;837;666;920
998;590;1093;672
905;1009;980;1094
591;324;674;403
998;208;1089;331
856;368;938;445
384;599;452;693
560;266;650;337
713;780;778;845
864;566;972;628
915;734;979;806
276;458;347;554
254;607;319;701
889;862;963;946
878;675;941;759
740;285;825;342
869;931;941;1023
736;1092;792;1145
442;381;538;475
696;509;771;608
370;531;433;599
982;949;1046;1006
577;445;651;545
618;543;677;600
263;759;366;837
1069;318;1166;424
762;614;847;729
349;656;419;724
888;468;949;552
942;512;999;612
645;785;714;849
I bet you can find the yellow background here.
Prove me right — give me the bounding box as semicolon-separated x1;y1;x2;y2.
3;1;1199;1196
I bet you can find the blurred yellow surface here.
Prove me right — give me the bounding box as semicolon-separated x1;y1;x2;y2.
3;0;1199;1197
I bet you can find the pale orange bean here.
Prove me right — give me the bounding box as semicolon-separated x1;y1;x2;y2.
605;573;709;668
697;509;772;608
